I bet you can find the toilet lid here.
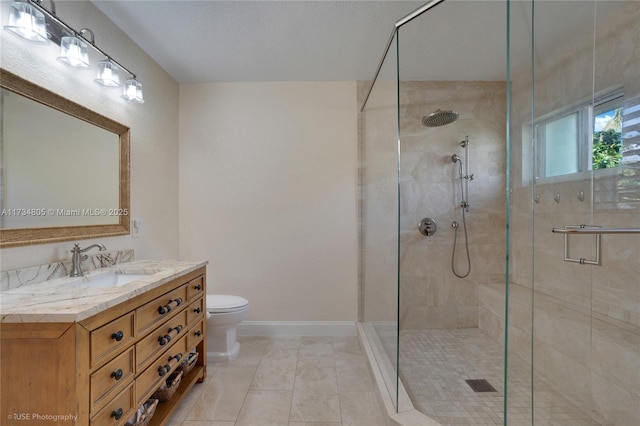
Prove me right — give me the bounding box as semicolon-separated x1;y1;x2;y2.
207;294;249;312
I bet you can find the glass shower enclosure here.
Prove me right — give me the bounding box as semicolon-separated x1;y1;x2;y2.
359;0;639;425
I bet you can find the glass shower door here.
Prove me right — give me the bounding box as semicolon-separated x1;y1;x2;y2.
507;1;640;424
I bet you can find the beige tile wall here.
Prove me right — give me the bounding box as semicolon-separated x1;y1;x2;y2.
396;81;507;330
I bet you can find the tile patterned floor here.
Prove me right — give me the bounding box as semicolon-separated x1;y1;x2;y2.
167;336;388;426
397;329;611;426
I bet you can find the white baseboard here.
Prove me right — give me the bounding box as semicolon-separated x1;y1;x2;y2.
237;321;357;337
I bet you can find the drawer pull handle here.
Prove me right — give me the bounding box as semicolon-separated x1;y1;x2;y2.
157;325;183;346
111;331;124;341
194;330;202;337
169;353;183;363
158;298;183;315
193;307;201;314
194;284;202;291
111;408;124;420
157;364;171;377
111;369;123;381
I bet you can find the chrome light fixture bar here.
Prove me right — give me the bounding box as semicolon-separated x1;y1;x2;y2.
4;0;144;103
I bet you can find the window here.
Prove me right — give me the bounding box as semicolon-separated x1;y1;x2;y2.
592;98;623;170
534;91;623;181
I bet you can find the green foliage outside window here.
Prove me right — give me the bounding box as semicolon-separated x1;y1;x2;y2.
592;128;622;170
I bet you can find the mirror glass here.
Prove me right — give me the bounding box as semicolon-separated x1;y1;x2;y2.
0;69;130;247
1;89;120;228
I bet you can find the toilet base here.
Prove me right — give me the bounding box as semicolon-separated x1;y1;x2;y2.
207;341;240;362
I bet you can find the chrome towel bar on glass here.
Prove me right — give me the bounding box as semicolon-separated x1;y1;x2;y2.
552;226;640;234
553;224;640;266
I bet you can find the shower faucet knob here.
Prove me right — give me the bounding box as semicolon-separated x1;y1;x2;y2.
418;217;437;237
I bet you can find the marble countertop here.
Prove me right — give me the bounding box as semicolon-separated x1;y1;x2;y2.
0;259;208;323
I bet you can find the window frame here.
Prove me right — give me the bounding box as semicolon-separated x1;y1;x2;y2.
532;89;624;184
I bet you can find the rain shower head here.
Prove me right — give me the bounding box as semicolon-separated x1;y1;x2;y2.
422;109;459;127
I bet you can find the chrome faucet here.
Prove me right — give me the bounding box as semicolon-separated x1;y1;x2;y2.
70;243;107;277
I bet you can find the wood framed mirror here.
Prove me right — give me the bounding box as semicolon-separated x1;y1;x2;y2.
0;68;130;247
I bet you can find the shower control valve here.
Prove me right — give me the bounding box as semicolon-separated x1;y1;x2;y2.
418;217;437;237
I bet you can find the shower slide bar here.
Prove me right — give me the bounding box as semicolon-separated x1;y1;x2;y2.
553;225;640;266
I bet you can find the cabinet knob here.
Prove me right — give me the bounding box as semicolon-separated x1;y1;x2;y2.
111;369;123;381
194;284;202;291
111;331;124;341
194;330;202;337
157;364;171;377
111;408;124;420
193;307;201;314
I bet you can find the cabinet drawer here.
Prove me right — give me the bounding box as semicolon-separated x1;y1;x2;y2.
90;382;135;426
187;297;204;327
136;310;188;371
136;285;188;335
136;334;188;405
188;320;204;351
187;275;205;301
90;312;135;368
90;347;135;414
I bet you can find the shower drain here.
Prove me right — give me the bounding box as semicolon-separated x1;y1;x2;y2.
465;379;497;392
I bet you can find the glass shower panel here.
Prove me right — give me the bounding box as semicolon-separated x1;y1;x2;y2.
506;0;535;423
396;1;507;423
361;30;399;411
508;0;639;424
531;1;599;422
589;1;640;424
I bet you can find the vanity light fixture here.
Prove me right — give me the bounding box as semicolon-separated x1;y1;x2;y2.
122;78;144;103
57;28;92;68
4;0;145;104
95;58;120;87
4;0;48;43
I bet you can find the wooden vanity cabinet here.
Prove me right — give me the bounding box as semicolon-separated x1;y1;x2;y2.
0;267;207;426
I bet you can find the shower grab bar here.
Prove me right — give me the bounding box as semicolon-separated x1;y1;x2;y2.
552;226;640;234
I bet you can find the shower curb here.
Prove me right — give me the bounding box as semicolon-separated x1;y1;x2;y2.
357;322;442;426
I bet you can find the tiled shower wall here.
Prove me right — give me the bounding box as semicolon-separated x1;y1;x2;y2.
357;80;507;330
396;81;507;331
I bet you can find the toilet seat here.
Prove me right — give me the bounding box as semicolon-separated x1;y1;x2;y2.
207;294;249;313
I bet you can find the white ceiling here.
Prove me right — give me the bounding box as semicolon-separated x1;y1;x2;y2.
91;0;627;84
92;0;510;83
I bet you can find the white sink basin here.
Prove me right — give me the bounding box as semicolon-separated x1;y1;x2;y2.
83;272;152;288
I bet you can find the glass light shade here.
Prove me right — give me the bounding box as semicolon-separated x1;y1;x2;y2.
4;0;48;43
95;60;120;87
57;36;90;68
122;79;144;103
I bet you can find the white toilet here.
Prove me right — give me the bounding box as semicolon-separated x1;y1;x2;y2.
206;294;249;362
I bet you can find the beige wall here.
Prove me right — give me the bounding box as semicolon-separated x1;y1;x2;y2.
0;0;180;270
178;82;358;322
